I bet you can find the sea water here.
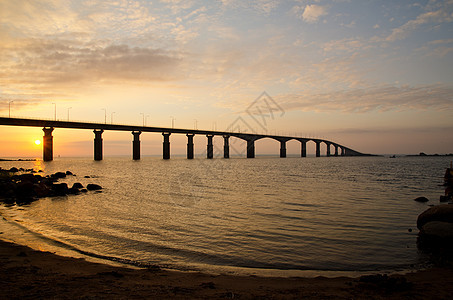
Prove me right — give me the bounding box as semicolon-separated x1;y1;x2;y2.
0;156;450;275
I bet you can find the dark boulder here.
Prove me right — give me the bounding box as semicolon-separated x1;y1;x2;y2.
52;183;69;196
9;167;19;173
417;205;453;230
17;173;38;184
15;181;36;199
414;196;429;203
420;221;453;240
67;187;80;195
87;184;102;191
417;204;453;247
65;171;73;176
71;182;83;189
52;172;66;179
34;183;51;198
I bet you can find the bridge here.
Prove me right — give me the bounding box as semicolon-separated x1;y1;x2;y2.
0;117;365;161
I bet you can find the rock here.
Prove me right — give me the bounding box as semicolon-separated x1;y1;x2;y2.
80;189;88;193
65;171;73;176
87;184;102;191
414;196;429;203
16;173;38;184
52;183;69;196
67;187;80;195
417;204;453;230
9;167;19;173
15;181;36;199
440;195;450;202
71;182;83;189
84;175;90;178
34;183;51;198
420;221;453;239
52;172;66;179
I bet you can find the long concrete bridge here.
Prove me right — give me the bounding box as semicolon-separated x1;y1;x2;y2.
0;117;365;161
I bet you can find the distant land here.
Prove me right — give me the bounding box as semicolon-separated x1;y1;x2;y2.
405;153;453;157
0;158;37;161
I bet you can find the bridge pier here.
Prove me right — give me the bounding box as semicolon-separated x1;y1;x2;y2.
315;141;321;157
132;131;141;160
187;134;194;159
223;135;229;158
94;129;103;161
247;139;255;158
207;135;214;159
280;141;286;158
42;127;54;161
334;145;338;156
162;133;171;159
341;147;345;156
326;142;331;157
300;141;307;157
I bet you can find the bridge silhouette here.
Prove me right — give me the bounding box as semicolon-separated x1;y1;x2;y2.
0;117;366;161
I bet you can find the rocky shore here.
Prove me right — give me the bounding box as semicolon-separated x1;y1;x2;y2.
0;167;102;205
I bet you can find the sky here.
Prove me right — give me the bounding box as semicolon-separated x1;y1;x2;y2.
1;0;452;157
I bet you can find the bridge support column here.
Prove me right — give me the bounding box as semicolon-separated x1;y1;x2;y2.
315;141;320;157
187;134;194;159
42;127;54;161
326;143;331;157
334;145;338;156
301;141;307;157
247;139;255;158
207;135;214;159
223;135;229;158
162;133;171;159
341;147;345;156
280;141;286;158
93;129;103;161
132;131;141;160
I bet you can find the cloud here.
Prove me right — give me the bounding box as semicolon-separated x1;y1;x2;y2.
277;84;453;113
220;0;279;15
0;37;183;105
385;4;453;42
301;5;328;23
1;38;182;82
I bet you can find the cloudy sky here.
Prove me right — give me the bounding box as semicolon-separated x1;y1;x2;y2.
1;0;452;157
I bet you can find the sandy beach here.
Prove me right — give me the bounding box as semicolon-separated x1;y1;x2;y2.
1;238;452;299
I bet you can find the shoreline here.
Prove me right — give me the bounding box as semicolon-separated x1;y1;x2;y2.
0;211;426;279
1;238;453;299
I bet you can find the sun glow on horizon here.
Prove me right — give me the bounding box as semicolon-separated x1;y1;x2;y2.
34;139;41;146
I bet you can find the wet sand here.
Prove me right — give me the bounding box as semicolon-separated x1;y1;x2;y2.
1;239;453;299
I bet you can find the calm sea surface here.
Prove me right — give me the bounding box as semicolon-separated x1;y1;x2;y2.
0;156;450;275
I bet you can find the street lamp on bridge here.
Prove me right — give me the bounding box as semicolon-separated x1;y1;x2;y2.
8;101;13;118
52;103;56;121
101;108;106;124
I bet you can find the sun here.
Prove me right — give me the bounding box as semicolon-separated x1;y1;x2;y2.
34;139;41;145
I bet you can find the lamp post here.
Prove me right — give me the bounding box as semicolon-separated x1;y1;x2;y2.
170;116;175;128
8;101;13;118
52;103;56;120
67;107;72;121
102;108;106;124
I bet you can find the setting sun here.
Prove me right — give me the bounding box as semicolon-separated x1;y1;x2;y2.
34;139;41;145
